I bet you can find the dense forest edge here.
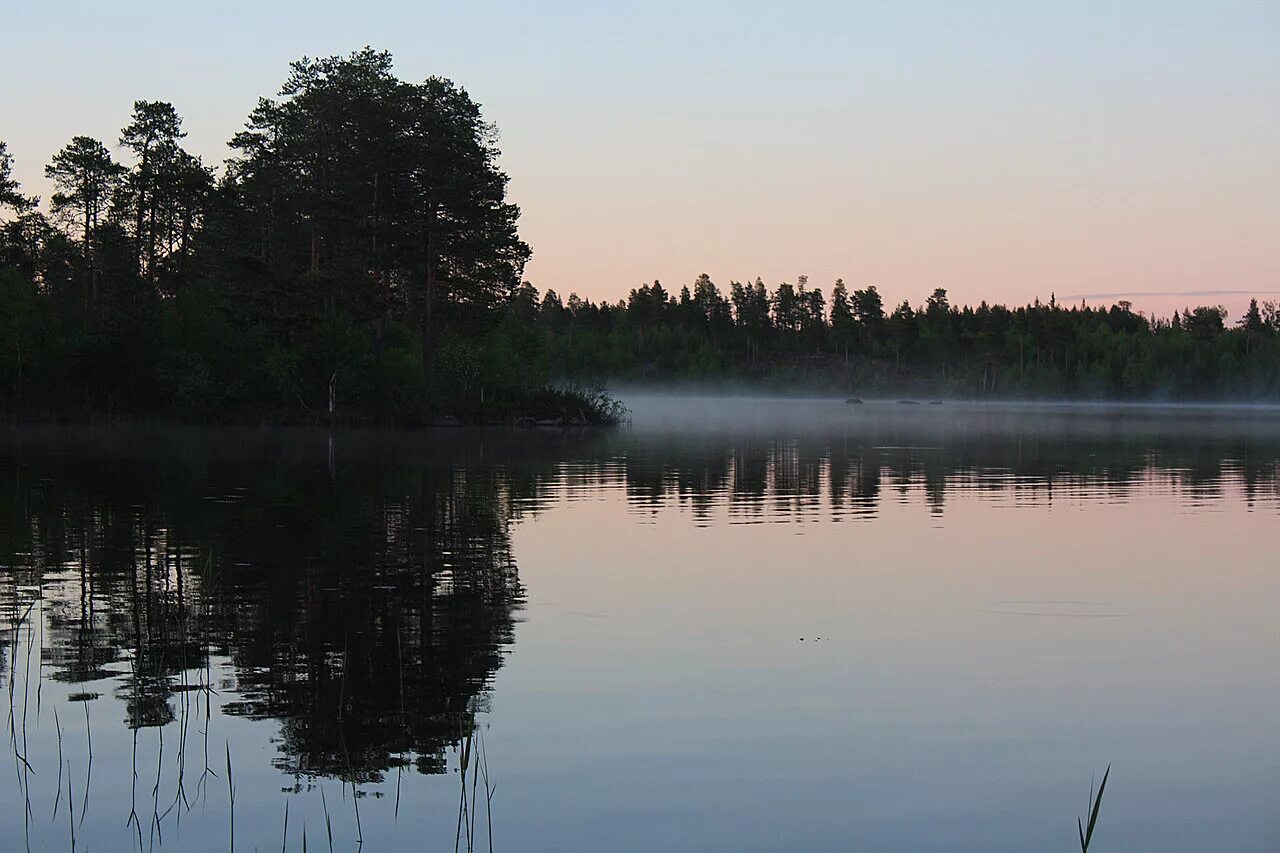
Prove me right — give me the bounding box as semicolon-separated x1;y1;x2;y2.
2;48;1279;424
0;49;621;426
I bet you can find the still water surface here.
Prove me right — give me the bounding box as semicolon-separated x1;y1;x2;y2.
2;399;1279;851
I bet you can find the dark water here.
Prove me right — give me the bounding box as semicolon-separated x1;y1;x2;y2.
3;399;1280;851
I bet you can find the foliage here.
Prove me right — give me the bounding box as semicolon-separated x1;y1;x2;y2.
3;50;1277;415
0;49;560;424
533;277;1280;400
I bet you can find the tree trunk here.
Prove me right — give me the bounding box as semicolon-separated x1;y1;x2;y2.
146;198;157;282
179;206;192;276
421;203;437;391
135;155;147;277
83;193;96;312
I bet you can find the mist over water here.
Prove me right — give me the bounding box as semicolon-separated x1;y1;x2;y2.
619;389;1280;435
2;403;1279;851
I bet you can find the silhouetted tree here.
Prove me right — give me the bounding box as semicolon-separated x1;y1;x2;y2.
45;136;125;308
0;141;36;216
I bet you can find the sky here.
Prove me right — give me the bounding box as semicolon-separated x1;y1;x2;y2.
3;0;1278;318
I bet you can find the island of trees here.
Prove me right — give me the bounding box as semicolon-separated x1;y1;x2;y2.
2;48;1278;421
0;49;617;424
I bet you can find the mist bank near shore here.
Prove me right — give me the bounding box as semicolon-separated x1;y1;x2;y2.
598;371;1280;404
615;390;1280;438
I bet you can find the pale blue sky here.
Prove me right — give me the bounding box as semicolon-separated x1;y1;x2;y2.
4;1;1277;314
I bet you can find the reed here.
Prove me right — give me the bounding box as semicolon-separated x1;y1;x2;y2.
394;760;403;821
452;721;498;853
51;705;62;820
79;700;91;829
66;760;75;852
480;729;496;853
1077;764;1111;852
150;726;165;848
351;780;363;846
455;727;472;853
127;728;143;851
321;785;333;853
35;597;43;720
225;742;235;853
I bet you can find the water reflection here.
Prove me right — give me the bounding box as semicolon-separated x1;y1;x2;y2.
606;407;1280;522
2;405;1279;850
1;429;558;783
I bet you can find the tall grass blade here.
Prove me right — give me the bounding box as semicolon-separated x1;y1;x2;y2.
1084;764;1110;848
1078;763;1111;852
321;786;333;853
225;742;234;853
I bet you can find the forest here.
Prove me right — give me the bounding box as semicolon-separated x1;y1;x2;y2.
534;278;1280;399
2;48;1278;421
0;49;615;424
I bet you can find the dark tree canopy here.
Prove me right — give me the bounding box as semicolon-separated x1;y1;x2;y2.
1;49;1278;416
526;276;1280;400
0;49;573;423
0;141;36;214
224;49;529;391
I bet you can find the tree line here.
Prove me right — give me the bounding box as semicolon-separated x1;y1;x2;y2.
530;275;1280;399
0;49;611;423
3;47;1277;415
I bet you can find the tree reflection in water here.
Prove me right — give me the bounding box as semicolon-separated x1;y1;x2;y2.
2;412;1279;849
0;428;570;786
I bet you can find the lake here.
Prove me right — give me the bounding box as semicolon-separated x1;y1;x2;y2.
2;398;1279;851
